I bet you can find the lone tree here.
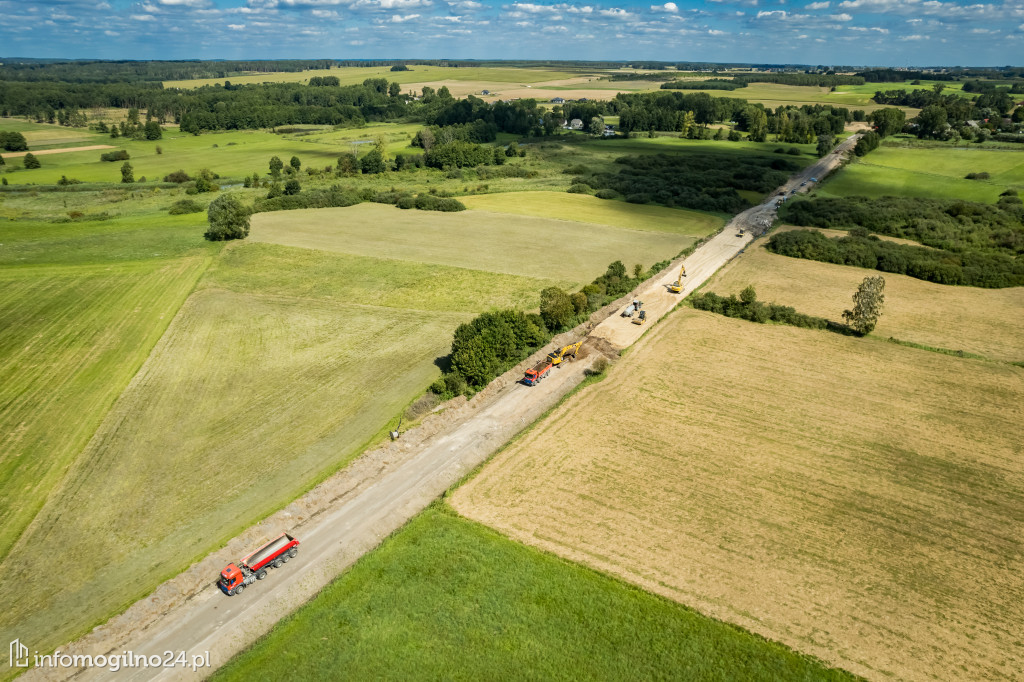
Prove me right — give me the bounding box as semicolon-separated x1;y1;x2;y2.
204;194;250;241
816;133;835;157
121;161;134;183
23;152;41;169
540;286;575;331
269;156;283;178
843;275;885;335
289;155;301;171
283;178;301;195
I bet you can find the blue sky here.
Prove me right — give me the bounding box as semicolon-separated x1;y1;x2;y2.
2;0;1022;65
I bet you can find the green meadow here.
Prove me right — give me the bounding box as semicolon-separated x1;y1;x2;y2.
819;143;1024;202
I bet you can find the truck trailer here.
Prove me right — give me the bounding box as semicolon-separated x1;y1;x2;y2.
219;533;299;596
523;359;554;386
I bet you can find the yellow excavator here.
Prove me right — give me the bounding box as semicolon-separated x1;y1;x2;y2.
668;265;687;294
547;340;583;366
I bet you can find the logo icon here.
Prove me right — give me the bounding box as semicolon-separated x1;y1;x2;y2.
9;639;28;668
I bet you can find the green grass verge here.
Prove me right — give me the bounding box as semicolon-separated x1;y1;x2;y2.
215;507;856;682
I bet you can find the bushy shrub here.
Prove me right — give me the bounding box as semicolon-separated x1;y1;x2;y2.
568;183;592;194
594;189;619;200
965;172;990;180
254;185;361;213
168;199;204;214
163;169;191;183
396;195;415;209
414;194;466;212
100;150;130;162
22;153;41;169
691;289;852;333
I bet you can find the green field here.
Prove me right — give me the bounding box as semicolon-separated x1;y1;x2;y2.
216;507;854;682
249;203;701;282
0;159;717;651
461;190;724;235
0;257;210;562
163;66;583;90
819;144;1024;202
0;277;468;652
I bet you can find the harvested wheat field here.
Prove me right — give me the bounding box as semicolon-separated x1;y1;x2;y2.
708;229;1024;363
452;308;1024;682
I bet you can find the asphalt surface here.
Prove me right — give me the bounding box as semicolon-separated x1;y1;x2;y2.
26;134;859;682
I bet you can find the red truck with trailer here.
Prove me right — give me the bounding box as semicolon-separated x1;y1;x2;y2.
523;358;554;386
219;533;299;596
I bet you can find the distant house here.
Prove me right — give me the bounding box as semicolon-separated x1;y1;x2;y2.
481;90;490;95
551;97;565;104
569;118;584;130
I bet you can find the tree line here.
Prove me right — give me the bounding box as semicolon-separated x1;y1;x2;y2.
774;195;1024;287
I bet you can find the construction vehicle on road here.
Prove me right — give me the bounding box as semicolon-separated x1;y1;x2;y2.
669;265;687;294
523;358;554;386
547;340;583;366
632;309;647;325
219;533;299;596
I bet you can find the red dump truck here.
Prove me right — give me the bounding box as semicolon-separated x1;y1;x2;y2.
523;358;553;386
219;533;299;596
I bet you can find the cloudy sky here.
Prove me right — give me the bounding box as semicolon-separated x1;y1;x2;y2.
2;0;1022;65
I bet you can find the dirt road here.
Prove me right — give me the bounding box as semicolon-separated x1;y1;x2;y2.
23;136;858;681
1;145;113;158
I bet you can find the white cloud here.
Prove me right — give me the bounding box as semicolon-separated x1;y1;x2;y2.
567;4;593;12
439;14;461;20
228;22;246;28
378;0;431;7
575;32;594;38
158;0;211;6
311;8;338;15
447;0;480;6
542;23;568;30
598;7;630;16
905;33;928;39
651;2;677;12
389;12;419;20
707;28;726;34
805;1;829;8
510;2;557;12
829;12;852;20
104;29;119;35
130;13;155;20
756;9;786;17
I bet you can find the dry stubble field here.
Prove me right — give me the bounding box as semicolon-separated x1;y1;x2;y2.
708;229;1024;363
452;308;1024;681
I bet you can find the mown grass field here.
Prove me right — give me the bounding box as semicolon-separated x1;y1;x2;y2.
708;230;1024;363
0;257;210;563
162;66;583;90
818;144;1024;202
1;162;712;651
460;190;724;235
0;276;471;653
453;307;1024;682
249;203;698;282
216;507;855;682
